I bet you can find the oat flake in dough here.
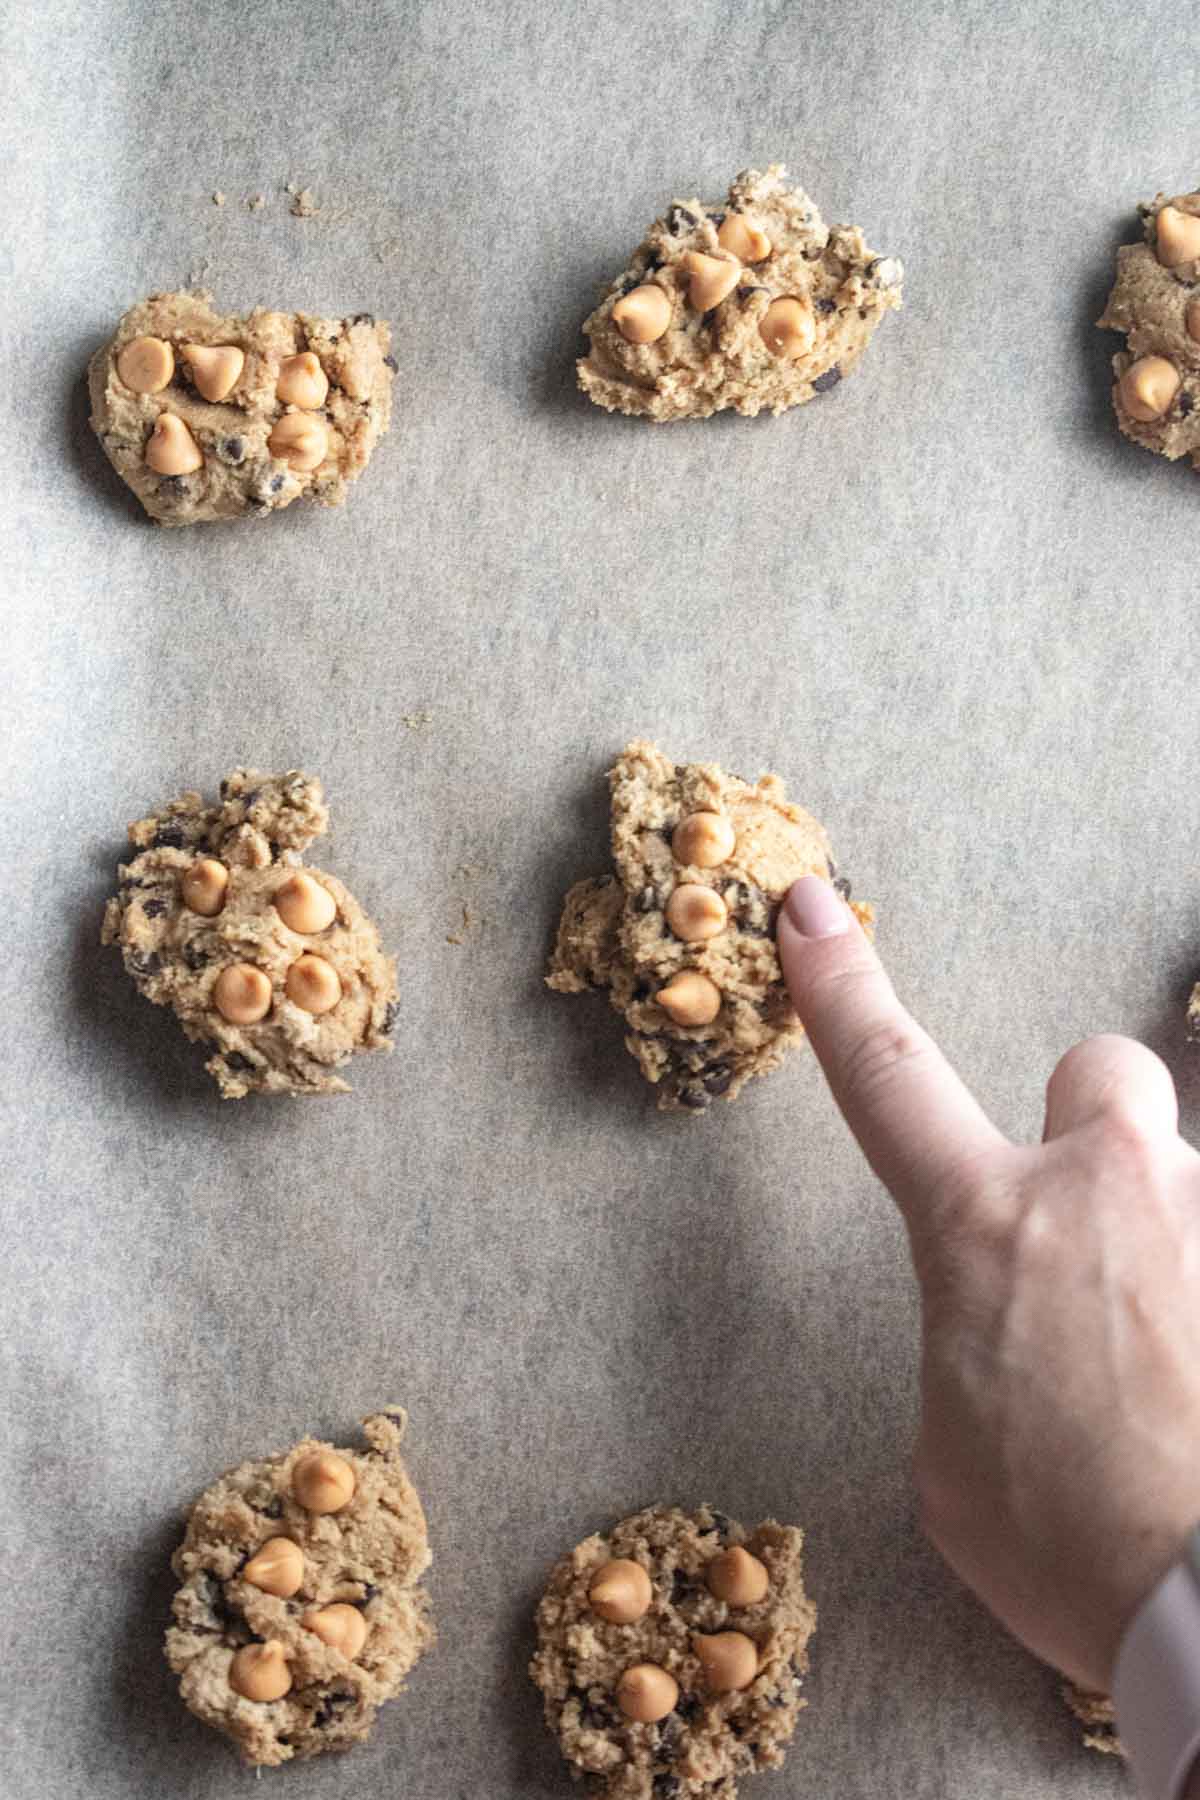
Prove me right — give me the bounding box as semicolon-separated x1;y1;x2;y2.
101;768;396;1097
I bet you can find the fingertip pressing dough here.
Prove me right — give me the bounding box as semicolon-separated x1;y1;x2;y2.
1097;190;1200;470
547;740;873;1113
577;164;903;421
530;1504;817;1800
166;1409;433;1767
89;292;396;524
100;769;397;1097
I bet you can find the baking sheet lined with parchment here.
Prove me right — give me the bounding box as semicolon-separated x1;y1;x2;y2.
4;1;1197;1795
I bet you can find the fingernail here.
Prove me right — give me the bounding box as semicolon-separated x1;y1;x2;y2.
783;875;850;939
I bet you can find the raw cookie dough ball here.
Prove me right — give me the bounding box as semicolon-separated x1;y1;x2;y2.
577;164;903;421
100;769;398;1097
1097;190;1200;471
546;740;873;1112
165;1409;434;1768
530;1504;817;1800
88;291;396;525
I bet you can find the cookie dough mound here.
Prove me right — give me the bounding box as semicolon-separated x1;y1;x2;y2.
88;291;395;524
1063;1684;1122;1757
166;1409;433;1767
530;1504;816;1800
1097;190;1200;469
101;769;396;1097
547;740;872;1112
578;165;902;421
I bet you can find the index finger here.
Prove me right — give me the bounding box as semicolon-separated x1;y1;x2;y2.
777;877;1009;1227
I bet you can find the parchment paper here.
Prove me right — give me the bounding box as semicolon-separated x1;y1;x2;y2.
4;0;1196;1795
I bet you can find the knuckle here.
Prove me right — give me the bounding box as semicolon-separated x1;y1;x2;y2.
838;1015;934;1106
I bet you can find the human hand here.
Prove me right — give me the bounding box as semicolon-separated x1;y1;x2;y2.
777;875;1200;1692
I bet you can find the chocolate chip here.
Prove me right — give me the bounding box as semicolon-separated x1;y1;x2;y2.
815;297;836;314
679;1086;711;1111
158;475;189;495
242;789;260;810
220;436;245;463
702;1064;733;1097
833;875;852;899
127;951;161;979
1179;392;1195;416
361;1583;379;1604
675;1691;702;1722
707;211;725;226
261;1495;283;1519
667;205;699;234
635;886;660;913
670;1570;696;1605
382;353;398;371
351;312;375;326
269;474;285;493
141;896;168;918
643;253;663;276
224;1053;254;1073
152;822;187;849
313;1689;356;1728
632;980;652;1002
382;1000;399;1034
654;1779;682;1797
182;940;210;971
812;366;842;393
570;1685;616;1730
708;1510;733;1540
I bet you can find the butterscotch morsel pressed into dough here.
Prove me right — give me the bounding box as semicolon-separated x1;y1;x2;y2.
1155;204;1200;267
181;343;244;402
759;296;815;360
286;954;341;1015
116;335;174;394
230;1642;292;1702
276;350;330;408
213;963;272;1024
180;858;229;917
707;1545;770;1606
612;284;672;345
616;1663;679;1722
1119;354;1181;421
303;1603;368;1659
274;870;337;933
242;1537;305;1597
672;810;736;868
656;970;723;1027
717;213;771;262
292;1450;356;1513
145;413;203;475
587;1559;653;1624
695;1630;759;1692
269;411;328;471
665;883;728;942
684;250;742;312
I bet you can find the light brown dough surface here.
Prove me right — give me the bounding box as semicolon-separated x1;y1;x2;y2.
548;740;873;1112
88;291;394;524
101;768;396;1097
578;165;902;421
1097;190;1200;468
530;1503;816;1800
166;1409;433;1767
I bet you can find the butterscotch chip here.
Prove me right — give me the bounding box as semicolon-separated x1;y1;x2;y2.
717;213;771;262
166;1409;433;1766
612;283;673;345
116;336;174;394
1155;203;1200;266
759;296;815;359
179;858;229;917
145;413;203;475
274;871;336;934
286;954;341;1015
88;293;395;526
302;1603;368;1659
1118;354;1180;421
707;1545;769;1606
229;1642;292;1702
213;963;271;1024
242;1537;304;1597
269;411;328;471
695;1630;759;1692
616;1663;678;1722
656;971;722;1027
276;350;330;408
531;1503;817;1800
292;1450;355;1513
665;883;728;942
587;1558;652;1624
101;769;397;1099
577;165;902;421
672;810;736;868
181;343;244;402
